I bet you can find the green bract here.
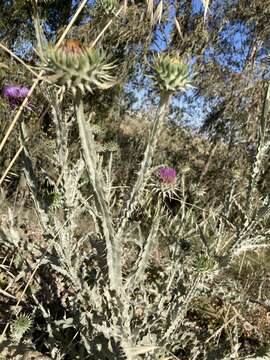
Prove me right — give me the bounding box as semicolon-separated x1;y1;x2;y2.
150;54;193;94
45;46;116;95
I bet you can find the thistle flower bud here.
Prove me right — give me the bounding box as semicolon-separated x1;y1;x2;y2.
44;40;116;95
149;54;193;94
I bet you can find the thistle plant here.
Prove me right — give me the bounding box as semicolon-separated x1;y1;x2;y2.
4;3;266;359
44;41;116;95
63;47;194;358
45;40;123;292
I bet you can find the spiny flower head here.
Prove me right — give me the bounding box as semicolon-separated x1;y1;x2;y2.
157;167;177;185
149;54;193;93
3;85;30;106
44;40;116;96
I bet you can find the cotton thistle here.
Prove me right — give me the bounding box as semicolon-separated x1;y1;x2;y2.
3;85;30;106
44;40;116;95
149;54;193;93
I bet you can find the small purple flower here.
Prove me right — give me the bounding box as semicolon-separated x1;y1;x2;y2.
3;85;30;106
157;167;177;185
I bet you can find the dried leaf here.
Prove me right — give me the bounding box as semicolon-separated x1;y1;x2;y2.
201;0;211;20
146;0;154;24
174;17;184;40
154;0;163;24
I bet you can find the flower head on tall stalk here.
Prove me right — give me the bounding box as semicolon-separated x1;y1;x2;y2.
44;39;116;96
63;39;121;291
3;85;30;106
117;55;193;238
149;54;193;94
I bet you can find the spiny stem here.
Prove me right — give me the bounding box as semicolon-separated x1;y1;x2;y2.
116;91;171;239
74;91;122;291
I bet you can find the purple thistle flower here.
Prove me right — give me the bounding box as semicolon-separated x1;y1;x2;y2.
3;85;30;106
157;167;177;185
